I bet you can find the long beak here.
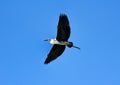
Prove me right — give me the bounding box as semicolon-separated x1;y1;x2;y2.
73;45;80;50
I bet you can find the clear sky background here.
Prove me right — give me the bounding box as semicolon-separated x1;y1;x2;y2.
0;0;120;85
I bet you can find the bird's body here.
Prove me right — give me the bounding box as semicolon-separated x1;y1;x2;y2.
44;14;80;64
49;39;59;44
49;39;71;46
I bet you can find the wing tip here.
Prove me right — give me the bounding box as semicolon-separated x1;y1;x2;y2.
58;13;69;26
59;14;68;18
44;62;49;64
44;59;50;64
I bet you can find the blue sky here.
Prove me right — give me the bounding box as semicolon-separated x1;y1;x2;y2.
0;0;120;85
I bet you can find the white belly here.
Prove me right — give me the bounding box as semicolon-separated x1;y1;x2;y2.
50;39;69;45
50;39;59;44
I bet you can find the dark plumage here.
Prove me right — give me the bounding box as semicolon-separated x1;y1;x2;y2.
56;14;70;41
44;14;80;64
44;14;70;64
44;45;65;64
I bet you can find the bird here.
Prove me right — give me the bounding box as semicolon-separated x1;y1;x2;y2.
44;14;80;64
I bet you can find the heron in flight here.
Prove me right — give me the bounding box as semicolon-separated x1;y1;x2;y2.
44;14;80;64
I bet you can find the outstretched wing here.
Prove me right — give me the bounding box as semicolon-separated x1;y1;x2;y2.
56;14;70;41
44;45;66;64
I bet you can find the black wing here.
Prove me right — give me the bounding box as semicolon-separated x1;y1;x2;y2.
44;45;66;64
56;14;70;41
